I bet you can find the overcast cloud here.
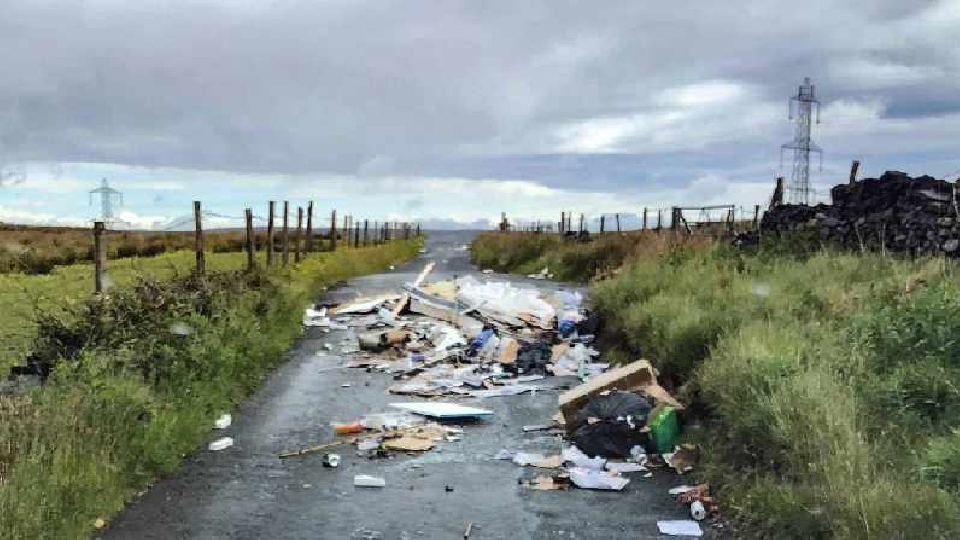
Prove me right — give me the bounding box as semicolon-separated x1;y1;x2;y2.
1;0;959;228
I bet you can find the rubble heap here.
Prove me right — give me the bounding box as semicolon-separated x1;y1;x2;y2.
281;263;711;533
761;171;960;255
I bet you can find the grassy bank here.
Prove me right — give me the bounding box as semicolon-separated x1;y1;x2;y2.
592;246;960;538
469;230;711;282
470;231;960;537
0;240;419;539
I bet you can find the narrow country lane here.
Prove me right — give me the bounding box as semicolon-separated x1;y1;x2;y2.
102;231;695;540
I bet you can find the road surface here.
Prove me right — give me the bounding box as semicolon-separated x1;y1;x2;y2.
103;231;697;539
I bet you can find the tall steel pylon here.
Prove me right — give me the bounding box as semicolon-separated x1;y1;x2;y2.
89;178;123;223
781;77;822;205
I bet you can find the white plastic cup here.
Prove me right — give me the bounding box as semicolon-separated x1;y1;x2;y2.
690;501;707;521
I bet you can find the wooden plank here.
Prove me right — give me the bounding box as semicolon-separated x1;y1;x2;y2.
391;261;435;319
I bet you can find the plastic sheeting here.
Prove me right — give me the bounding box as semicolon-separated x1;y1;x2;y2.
455;276;556;327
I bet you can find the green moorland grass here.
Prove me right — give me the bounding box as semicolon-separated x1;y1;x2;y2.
0;225;278;275
469;230;712;282
0;240;420;539
0;250;250;372
590;245;960;538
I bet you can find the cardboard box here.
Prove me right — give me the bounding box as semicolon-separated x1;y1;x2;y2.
558;359;673;433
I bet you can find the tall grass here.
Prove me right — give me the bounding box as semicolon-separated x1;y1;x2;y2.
588;246;960;538
470;230;711;282
0;240;420;539
470;228;960;535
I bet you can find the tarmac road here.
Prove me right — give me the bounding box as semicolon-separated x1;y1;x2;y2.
102;231;700;540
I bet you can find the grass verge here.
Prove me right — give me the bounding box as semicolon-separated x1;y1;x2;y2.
471;231;960;537
0;240;420;539
592;247;960;538
469;230;712;282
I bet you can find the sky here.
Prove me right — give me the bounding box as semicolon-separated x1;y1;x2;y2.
1;0;960;230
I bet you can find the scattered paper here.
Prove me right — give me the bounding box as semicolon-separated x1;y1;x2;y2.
567;467;629;490
208;437;234;451
531;455;564;469
562;445;606;470
383;436;434;452
657;520;703;537
605;461;647;474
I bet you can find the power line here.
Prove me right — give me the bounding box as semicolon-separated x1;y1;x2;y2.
89;178;123;222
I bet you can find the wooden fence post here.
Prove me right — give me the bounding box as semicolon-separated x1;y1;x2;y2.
354;222;360;248
642;207;648;230
599;215;605;233
364;219;369;246
416;223;420;237
560;212;565;235
753;204;760;230
616;213;621;233
245;208;255;271
266;201;275;267
330;209;337;251
93;221;105;293
849;159;860;185
373;221;378;244
282;201;290;266
579;214;584;234
295;206;303;263
305;201;314;254
657;208;662;231
194;201;205;275
342;214;348;248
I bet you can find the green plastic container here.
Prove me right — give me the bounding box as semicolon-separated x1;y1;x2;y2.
647;405;678;454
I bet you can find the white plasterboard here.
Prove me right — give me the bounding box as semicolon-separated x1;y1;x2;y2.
390;402;493;419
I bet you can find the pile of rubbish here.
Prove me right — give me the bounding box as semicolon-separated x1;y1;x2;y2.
301;262;605;400
291;262;717;536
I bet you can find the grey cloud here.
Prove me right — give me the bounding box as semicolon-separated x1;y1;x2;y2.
0;0;957;192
